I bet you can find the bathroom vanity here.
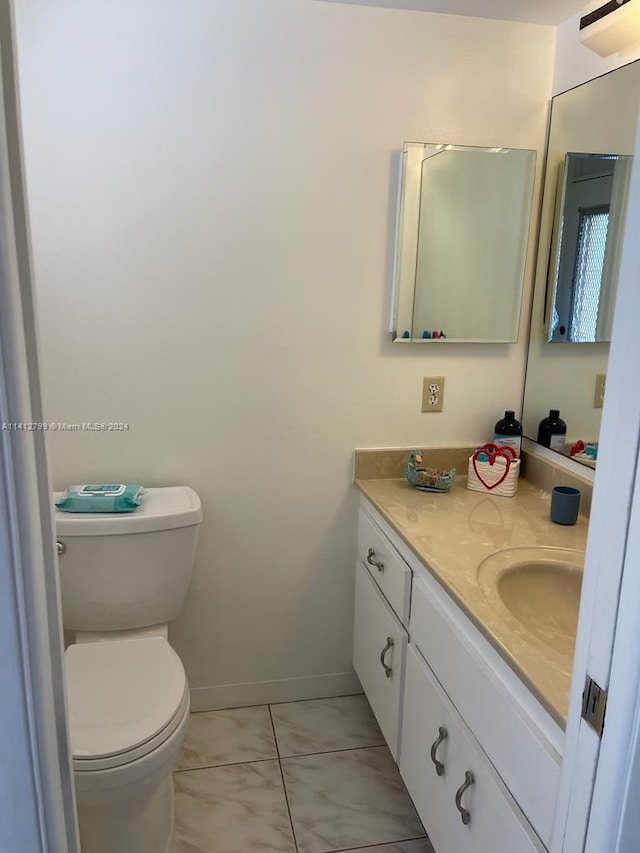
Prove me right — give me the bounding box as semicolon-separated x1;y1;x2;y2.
353;473;588;853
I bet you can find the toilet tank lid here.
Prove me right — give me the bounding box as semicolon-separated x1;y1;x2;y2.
54;485;202;536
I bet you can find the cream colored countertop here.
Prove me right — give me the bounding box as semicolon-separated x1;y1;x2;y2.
356;476;589;727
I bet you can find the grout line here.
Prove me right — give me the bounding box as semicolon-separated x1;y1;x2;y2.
328;835;429;852
187;691;365;716
267;699;281;761
187;703;272;715
278;743;387;761
173;756;277;774
268;704;282;761
268;705;300;853
267;691;365;708
174;743;389;774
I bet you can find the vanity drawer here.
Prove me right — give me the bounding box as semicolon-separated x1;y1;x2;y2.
353;560;408;760
357;508;411;625
409;576;560;847
401;644;546;853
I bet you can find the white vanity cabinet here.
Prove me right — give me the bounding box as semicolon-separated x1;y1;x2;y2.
353;499;563;853
352;508;411;759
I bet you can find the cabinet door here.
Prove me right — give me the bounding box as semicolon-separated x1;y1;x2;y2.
409;576;559;846
353;561;408;760
401;645;546;853
400;645;458;851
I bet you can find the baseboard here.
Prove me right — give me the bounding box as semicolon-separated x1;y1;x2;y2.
189;670;362;712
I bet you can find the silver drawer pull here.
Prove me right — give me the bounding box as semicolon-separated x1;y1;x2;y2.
379;636;394;678
56;541;66;556
367;548;385;572
429;726;448;777
454;770;474;825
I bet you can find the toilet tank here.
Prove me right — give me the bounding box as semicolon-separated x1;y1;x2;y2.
54;486;202;632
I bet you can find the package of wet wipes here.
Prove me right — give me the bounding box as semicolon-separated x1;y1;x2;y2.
55;484;145;513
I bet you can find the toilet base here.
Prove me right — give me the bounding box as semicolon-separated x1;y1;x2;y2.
77;771;175;853
74;698;189;853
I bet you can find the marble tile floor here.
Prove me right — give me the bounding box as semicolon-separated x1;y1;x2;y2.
172;693;435;853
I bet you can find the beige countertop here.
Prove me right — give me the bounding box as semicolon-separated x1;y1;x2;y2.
356;476;589;727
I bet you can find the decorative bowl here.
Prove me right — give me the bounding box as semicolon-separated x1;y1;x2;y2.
405;449;456;493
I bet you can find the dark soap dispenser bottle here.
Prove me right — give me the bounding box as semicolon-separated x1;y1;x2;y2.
494;410;522;458
537;409;567;452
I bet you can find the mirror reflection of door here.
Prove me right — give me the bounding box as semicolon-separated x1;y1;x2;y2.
548;152;632;343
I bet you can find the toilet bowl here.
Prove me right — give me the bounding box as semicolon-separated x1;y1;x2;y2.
65;636;191;853
55;486;202;853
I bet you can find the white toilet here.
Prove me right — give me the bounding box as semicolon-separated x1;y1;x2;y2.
54;486;202;853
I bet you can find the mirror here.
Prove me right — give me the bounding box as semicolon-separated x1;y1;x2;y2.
546;152;632;343
523;59;640;467
392;143;536;343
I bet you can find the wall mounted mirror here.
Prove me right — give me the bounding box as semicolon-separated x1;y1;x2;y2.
523;59;640;468
392;143;536;343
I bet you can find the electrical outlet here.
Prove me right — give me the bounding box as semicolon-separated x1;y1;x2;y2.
594;373;606;409
422;376;445;413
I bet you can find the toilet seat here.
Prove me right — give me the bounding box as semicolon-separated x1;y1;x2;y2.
65;636;188;771
72;687;190;773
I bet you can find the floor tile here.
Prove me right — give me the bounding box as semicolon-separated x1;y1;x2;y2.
175;706;276;770
172;761;296;852
271;694;384;757
345;841;435;853
281;746;425;853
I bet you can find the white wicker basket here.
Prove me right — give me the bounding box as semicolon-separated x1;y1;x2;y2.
467;447;520;497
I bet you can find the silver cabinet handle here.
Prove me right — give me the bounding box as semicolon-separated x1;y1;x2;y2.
379;636;394;678
429;726;448;777
367;548;384;572
454;770;474;825
56;541;66;556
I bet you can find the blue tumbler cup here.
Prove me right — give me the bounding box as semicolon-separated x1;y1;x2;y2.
550;486;581;525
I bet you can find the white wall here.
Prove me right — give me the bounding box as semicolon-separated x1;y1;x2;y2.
554;11;640;93
14;0;554;707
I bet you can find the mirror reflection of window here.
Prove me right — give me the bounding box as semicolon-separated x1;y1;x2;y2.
548;152;632;344
570;206;609;342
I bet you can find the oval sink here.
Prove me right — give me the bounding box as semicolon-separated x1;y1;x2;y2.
477;547;584;656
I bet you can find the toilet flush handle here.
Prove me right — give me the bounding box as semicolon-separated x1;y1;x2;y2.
56;541;66;556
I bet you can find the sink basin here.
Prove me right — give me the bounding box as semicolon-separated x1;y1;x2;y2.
477;547;584;656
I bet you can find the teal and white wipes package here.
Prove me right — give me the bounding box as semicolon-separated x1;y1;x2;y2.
55;484;145;513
